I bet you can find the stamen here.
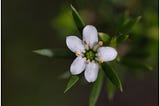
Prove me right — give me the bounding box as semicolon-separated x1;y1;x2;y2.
81;50;86;53
86;59;90;64
93;45;98;51
93;41;103;51
84;40;89;50
98;41;103;46
98;32;103;36
75;52;81;57
84;40;88;45
81;53;84;57
96;58;104;63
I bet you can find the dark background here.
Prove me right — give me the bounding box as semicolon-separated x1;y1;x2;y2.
2;0;158;106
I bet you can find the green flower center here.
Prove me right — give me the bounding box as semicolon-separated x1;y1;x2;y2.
85;50;96;60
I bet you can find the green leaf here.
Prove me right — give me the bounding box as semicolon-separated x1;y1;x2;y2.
101;62;123;92
71;4;85;33
64;75;79;93
33;49;74;58
109;37;117;47
120;16;141;34
125;50;150;59
51;9;76;36
89;70;103;106
117;16;141;44
115;54;121;62
117;34;129;44
106;79;116;100
122;59;153;71
98;32;111;45
33;49;53;57
59;71;71;79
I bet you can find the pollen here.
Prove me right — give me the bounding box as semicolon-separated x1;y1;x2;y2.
98;41;103;46
96;58;104;63
75;52;81;57
84;40;88;45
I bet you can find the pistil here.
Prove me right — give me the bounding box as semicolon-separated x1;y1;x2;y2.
85;50;96;61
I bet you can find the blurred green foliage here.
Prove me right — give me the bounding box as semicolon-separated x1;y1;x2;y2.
3;0;158;106
52;1;158;74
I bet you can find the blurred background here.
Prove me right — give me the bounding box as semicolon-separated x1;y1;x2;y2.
2;0;158;106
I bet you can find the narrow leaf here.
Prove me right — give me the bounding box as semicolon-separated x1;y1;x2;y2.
59;71;71;79
71;4;85;33
117;34;129;44
106;79;116;100
120;16;142;34
109;37;117;47
115;54;121;62
98;32;111;45
33;49;74;58
102;62;123;92
64;75;79;93
122;59;153;71
125;50;150;59
89;70;103;106
117;16;141;44
33;49;53;57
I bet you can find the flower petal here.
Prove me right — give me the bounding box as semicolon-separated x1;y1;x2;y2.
83;25;98;48
70;56;86;75
84;62;99;82
97;47;118;62
66;36;85;53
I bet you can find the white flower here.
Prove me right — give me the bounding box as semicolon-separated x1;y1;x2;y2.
66;25;117;82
